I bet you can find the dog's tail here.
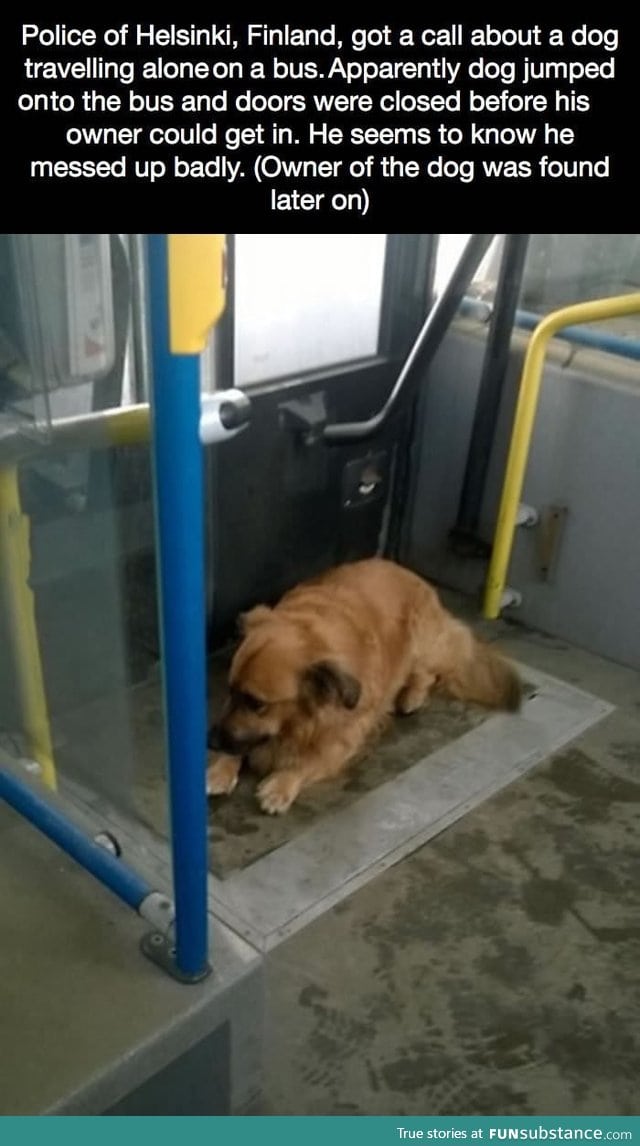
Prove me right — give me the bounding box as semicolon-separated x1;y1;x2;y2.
442;624;522;712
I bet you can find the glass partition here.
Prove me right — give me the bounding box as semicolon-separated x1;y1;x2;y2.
0;234;163;820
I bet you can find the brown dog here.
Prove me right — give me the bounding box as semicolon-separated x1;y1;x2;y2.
207;558;521;814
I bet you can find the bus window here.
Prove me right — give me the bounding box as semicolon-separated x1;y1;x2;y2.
447;233;640;354
234;233;388;386
520;234;640;344
435;234;503;300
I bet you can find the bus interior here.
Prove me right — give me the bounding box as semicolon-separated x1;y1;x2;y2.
0;233;639;1115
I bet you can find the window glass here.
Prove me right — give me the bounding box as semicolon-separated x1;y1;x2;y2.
442;233;640;351
435;234;503;300
520;235;640;341
235;233;387;386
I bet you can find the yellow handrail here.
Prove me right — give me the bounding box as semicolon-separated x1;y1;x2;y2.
0;467;57;788
483;292;640;619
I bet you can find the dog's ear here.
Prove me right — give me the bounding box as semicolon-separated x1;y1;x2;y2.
301;660;361;710
238;605;272;635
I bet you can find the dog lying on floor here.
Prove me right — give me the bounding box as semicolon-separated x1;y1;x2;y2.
207;558;521;815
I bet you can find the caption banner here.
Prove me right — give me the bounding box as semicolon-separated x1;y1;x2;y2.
16;21;622;214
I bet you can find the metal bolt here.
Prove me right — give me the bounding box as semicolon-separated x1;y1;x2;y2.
94;831;122;857
21;759;42;776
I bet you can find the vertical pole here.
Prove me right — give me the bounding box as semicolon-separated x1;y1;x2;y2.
147;235;209;980
0;466;57;790
453;234;530;540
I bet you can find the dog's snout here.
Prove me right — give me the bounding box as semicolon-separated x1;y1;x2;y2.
207;724;224;752
213;724;243;754
216;722;270;753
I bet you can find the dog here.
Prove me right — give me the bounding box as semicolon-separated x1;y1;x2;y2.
207;558;521;815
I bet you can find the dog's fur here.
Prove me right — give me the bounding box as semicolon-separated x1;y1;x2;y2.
207;558;521;814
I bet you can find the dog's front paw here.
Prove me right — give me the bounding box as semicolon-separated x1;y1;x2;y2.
257;772;301;815
395;691;424;716
206;752;241;796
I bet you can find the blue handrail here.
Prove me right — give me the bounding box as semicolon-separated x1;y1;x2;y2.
0;767;151;910
461;297;640;361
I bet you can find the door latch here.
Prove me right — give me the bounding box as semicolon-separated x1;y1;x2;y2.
279;392;327;445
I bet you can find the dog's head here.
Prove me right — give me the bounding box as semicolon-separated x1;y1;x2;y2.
213;605;361;754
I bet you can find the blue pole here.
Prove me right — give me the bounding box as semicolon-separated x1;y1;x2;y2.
0;768;151;910
147;235;210;979
513;308;640;361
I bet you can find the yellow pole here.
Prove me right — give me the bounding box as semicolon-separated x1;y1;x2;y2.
0;466;57;788
483;292;640;619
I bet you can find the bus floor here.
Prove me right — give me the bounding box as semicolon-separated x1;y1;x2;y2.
259;616;640;1115
1;604;639;1114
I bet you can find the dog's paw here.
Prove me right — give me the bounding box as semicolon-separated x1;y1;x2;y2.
395;674;436;715
395;693;423;716
257;772;301;815
206;753;241;796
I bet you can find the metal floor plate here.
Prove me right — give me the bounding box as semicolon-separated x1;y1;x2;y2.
206;691;491;877
206;664;612;949
54;663;612;955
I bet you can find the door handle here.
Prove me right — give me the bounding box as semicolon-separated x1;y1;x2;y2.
279;392;327;445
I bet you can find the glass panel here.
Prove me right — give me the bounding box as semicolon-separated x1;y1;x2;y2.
435;234;503;299
0;235;163;820
520;234;640;342
440;234;640;353
234;233;387;385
